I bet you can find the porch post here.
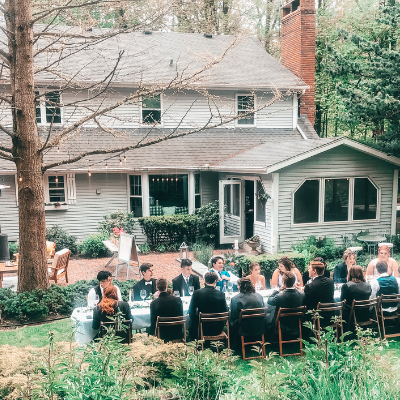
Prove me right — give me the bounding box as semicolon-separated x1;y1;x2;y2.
271;173;279;254
142;172;150;217
188;172;195;214
391;169;398;236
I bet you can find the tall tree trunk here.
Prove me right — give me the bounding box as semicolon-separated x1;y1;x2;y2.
6;0;49;292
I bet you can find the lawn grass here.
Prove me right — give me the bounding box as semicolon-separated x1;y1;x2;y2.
0;318;73;347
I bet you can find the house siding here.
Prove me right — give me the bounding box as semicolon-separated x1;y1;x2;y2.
0;175;19;241
277;146;396;251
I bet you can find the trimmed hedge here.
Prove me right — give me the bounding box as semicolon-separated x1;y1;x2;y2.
138;214;197;249
0;279;137;321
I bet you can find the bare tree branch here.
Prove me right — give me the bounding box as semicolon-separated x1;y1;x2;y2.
0;122;14;136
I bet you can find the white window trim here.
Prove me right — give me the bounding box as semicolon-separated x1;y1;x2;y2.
127;174;144;218
35;90;64;126
235;93;256;127
291;176;381;227
140;93;163;127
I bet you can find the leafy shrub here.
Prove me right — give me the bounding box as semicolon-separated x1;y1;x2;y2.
4;290;49;320
79;233;109;258
46;225;78;255
196;200;219;246
237;252;306;287
8;241;18;259
138;214;197;249
98;210;136;235
138;243;150;254
192;242;214;266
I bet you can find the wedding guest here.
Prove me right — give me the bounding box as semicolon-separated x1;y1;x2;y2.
210;256;238;291
270;257;303;288
172;258;200;297
304;261;334;310
87;270;122;307
302;257;330;285
334;249;356;283
92;285;133;342
133;263;157;300
149;278;184;341
366;245;399;278
247;262;266;289
188;272;228;340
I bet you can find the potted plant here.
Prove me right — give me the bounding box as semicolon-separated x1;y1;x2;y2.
245;235;260;254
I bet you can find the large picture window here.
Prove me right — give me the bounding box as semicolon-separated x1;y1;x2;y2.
294;179;319;224
129;175;143;217
354;178;377;220
324;179;349;222
149;174;188;216
293;177;379;224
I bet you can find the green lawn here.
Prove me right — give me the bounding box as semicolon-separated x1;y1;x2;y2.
0;318;73;347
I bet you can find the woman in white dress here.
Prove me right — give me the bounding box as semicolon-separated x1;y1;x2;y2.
270;256;303;289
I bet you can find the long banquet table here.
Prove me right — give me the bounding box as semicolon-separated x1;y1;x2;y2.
71;288;343;345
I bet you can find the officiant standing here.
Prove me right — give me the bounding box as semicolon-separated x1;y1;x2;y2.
133;263;157;300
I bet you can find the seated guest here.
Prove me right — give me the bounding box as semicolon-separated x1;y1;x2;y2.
303;257;330;285
304;261;334;311
267;272;305;328
333;249;356;283
92;285;133;342
270;257;303;288
149;278;184;341
367;245;399;278
370;261;399;312
340;265;371;322
230;277;265;349
172;258;201;297
188;271;228;340
247;262;266;289
210;256;238;291
133;263;157;300
87;270;122;307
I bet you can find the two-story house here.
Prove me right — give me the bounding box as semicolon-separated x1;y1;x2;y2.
1;0;400;253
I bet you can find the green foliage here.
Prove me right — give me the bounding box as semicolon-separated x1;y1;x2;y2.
138;214;197;249
196;200;219;246
192;242;214;266
0;279;137;321
98;210;136;235
138;243;150;254
46;225;78;255
293;235;346;264
79;232;109;258
8;241;18;258
236;252;306;287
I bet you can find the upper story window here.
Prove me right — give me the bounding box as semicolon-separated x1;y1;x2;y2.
237;94;255;125
35;90;62;124
48;175;65;203
293;177;379;225
142;94;161;124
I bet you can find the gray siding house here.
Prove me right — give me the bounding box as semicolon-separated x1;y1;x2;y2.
0;28;399;253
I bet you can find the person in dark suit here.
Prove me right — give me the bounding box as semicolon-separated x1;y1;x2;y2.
188;271;228;340
333;249;356;283
149;278;184;341
230;277;265;349
133;263;157;300
92;285;133;343
172;258;201;297
302;257;330;285
304;261;334;311
267;271;305;334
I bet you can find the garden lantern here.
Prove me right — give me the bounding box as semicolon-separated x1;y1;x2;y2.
179;242;189;260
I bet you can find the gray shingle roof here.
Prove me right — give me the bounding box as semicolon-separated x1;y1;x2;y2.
27;27;307;90
297;116;320;139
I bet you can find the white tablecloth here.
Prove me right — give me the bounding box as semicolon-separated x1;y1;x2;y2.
71;289;341;345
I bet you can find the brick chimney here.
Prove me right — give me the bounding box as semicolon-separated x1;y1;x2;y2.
281;0;316;125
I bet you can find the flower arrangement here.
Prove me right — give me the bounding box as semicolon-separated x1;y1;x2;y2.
111;227;125;245
245;235;260;243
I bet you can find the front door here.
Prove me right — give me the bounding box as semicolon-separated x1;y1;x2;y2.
219;180;245;244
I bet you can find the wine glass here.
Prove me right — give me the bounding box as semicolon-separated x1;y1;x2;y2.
173;291;180;298
227;281;233;293
140;289;147;301
255;280;262;291
215;286;221;291
188;286;194;296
